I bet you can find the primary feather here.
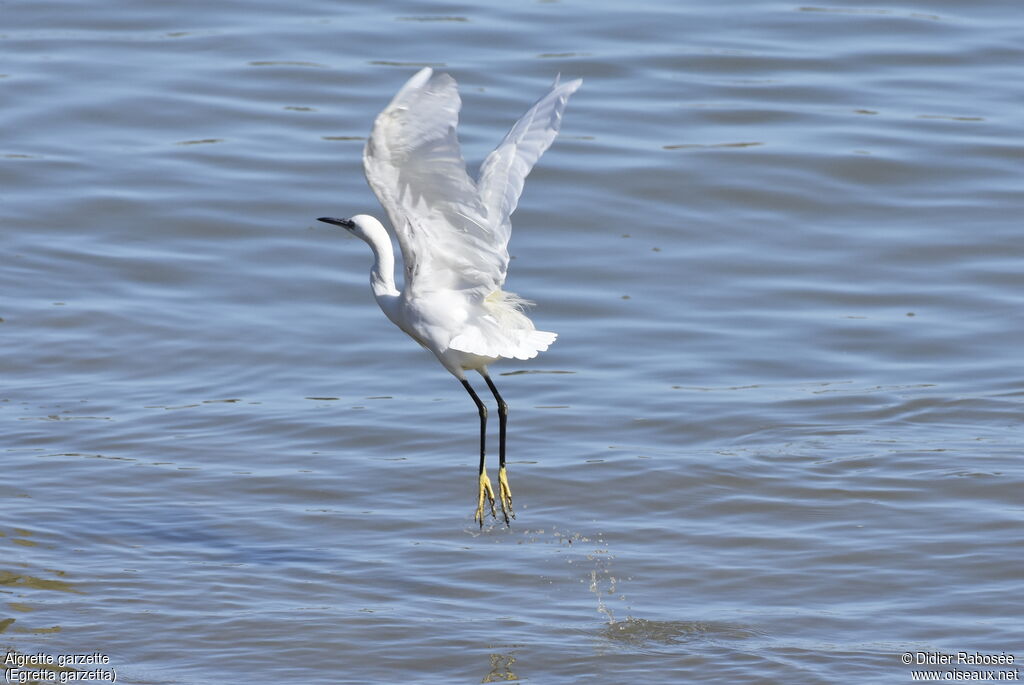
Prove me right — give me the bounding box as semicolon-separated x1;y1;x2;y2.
478;74;583;247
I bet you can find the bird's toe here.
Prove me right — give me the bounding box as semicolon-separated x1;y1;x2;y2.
474;470;496;527
498;466;515;526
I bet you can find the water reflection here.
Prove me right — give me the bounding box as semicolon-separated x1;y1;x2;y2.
481;650;519;683
0;570;78;595
1;530;77;639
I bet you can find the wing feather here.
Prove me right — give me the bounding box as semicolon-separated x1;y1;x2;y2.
363;68;501;296
361;69;579;361
477;75;583;250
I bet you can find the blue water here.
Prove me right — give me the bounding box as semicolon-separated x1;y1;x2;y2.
3;1;1023;683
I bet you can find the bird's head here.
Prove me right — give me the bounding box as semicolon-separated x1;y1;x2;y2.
317;214;387;246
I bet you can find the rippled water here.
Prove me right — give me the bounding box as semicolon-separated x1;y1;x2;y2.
3;1;1022;683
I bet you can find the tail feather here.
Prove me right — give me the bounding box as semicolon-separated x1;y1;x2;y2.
447;289;557;360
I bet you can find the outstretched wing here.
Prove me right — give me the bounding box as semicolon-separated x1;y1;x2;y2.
477;74;583;251
363;68;501;297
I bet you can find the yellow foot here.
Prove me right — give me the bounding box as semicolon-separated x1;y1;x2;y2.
474;470;496;527
498;466;515;525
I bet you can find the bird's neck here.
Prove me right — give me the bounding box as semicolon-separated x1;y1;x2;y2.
367;232;400;300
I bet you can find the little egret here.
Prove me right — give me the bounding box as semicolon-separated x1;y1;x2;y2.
318;67;581;526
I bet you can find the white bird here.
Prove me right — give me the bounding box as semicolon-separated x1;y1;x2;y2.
318;67;581;526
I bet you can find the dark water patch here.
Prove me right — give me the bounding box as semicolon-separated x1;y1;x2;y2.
599;617;763;647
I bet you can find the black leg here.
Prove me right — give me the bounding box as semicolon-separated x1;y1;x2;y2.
482;374;508;469
483;373;514;523
462;378;494;526
461;379;487;474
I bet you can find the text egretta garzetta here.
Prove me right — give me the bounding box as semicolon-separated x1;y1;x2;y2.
318;68;581;526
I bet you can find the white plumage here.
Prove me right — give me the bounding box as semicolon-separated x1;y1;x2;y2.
318;68;581;526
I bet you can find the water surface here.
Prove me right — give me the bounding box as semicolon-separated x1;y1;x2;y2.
3;1;1022;683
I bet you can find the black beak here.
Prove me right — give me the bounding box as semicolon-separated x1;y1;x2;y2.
318;217;355;229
